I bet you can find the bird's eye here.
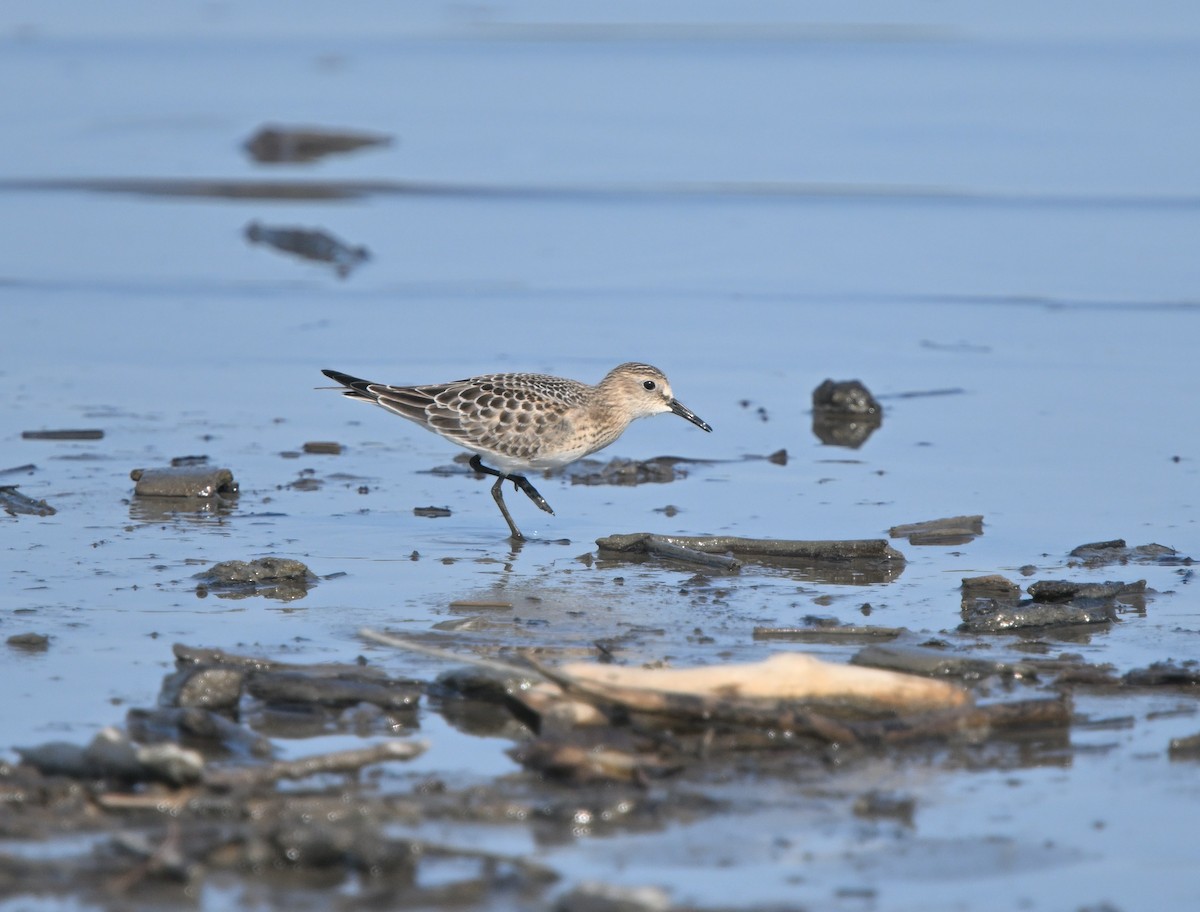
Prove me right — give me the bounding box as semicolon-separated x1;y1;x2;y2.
642;380;657;391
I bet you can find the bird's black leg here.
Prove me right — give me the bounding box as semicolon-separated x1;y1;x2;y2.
509;474;555;515
469;455;555;540
488;475;524;541
469;455;554;515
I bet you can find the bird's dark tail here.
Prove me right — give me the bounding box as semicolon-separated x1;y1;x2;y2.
321;369;377;401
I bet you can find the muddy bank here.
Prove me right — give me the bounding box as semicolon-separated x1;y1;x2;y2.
5;564;1196;912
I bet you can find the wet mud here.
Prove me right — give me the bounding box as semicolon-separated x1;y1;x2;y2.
0;620;1084;910
4;519;1196;910
3;393;1196;910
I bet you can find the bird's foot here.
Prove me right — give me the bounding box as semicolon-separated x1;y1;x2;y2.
511;475;555;515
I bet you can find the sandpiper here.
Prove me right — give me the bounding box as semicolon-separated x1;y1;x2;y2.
321;363;712;540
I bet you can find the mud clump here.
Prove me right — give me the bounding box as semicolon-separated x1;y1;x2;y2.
194;557;316;601
811;378;883;448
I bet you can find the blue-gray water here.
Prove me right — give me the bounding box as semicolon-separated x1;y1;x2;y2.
2;3;1198;910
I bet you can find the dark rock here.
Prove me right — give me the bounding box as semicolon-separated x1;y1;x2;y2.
160;667;246;711
960;598;1117;633
1068;539;1190;567
130;466;238;498
6;632;50;650
1027;579;1145;602
891;515;984;546
812;379;882;415
194;558;316;601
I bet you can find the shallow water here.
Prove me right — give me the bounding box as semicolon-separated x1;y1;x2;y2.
2;3;1199;910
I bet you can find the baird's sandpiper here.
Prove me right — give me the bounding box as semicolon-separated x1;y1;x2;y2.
321;363;712;540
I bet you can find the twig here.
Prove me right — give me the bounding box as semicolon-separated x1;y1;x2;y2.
641;536;742;571
203;740;426;789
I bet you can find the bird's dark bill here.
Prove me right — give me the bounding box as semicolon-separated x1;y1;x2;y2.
670;399;713;432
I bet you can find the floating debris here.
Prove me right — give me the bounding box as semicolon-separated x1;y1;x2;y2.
21;428;104;440
891;514;984;546
243;124;393;164
245;220;370;278
0;485;56;517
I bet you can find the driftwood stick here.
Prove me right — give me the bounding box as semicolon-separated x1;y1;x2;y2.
640;536;742;571
520;653;861;746
203;740;426;789
597;533;904;562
